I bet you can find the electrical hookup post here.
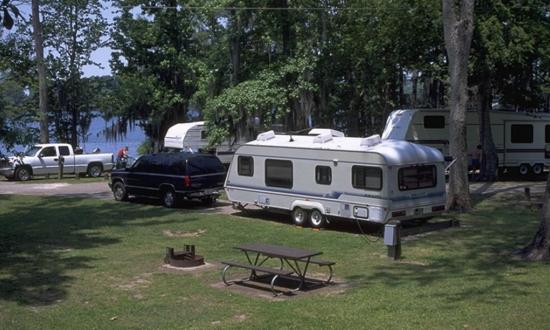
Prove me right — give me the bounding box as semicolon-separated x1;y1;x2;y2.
384;222;401;260
57;156;64;179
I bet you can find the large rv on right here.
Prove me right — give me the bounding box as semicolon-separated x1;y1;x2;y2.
382;109;550;176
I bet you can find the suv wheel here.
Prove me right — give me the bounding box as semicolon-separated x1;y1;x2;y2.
113;182;128;201
162;189;176;208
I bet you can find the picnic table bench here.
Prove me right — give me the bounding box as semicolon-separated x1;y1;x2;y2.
221;243;335;296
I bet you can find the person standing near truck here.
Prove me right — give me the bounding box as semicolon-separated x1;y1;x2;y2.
116;146;129;168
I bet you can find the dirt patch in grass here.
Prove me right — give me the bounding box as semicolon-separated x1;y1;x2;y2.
114;273;153;291
162;229;207;238
159;262;217;274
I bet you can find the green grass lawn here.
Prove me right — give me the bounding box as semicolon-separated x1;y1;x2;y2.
0;193;549;329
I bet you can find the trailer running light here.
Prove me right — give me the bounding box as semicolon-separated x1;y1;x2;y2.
432;205;445;212
183;175;191;188
391;210;406;217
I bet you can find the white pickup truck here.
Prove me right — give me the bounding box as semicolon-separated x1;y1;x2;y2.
0;143;115;181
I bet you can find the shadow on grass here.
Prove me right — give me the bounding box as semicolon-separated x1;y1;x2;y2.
360;193;540;306
0;195;187;306
232;208;385;236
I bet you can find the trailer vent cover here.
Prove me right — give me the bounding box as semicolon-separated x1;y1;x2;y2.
257;130;276;141
313;132;333;144
361;134;381;147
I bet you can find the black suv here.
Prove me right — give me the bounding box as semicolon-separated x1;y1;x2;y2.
109;152;226;207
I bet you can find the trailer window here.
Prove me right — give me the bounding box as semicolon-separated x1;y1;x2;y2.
238;156;254;176
546;125;550;143
424;116;445;129
265;159;293;188
398;165;437;191
352;166;382;190
315;166;332;185
511;124;533;143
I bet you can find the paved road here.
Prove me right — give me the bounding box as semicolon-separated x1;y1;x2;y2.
0;180;113;199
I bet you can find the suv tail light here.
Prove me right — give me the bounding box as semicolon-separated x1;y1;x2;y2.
183;175;191;188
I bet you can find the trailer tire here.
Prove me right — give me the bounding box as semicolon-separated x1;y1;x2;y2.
532;163;544;176
291;207;307;226
87;163;103;177
15;166;32;181
309;209;326;229
518;163;530;177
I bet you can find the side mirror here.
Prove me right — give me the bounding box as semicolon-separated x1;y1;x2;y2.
38;153;44;158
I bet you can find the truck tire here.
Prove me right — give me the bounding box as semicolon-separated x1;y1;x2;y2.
162;189;176;208
309;209;326;229
15;166;32;181
291;207;307;226
87;163;103;177
112;182;128;201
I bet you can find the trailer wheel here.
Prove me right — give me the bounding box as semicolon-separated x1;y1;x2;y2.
518;163;531;176
291;207;307;226
309;209;326;229
15;166;32;181
532;163;544;176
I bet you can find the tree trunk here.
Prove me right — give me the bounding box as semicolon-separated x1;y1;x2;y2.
478;75;498;181
31;0;49;143
411;70;418;108
443;0;474;211
521;174;550;260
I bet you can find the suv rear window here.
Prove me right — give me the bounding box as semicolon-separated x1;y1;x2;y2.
187;156;225;175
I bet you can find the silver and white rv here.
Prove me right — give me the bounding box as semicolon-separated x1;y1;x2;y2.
225;131;447;227
383;109;550;176
164;121;240;164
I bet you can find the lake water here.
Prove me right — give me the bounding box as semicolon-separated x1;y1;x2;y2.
1;117;146;157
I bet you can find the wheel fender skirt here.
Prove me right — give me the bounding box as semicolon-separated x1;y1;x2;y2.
290;200;325;214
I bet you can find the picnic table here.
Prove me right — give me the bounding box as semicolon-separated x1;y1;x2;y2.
221;243;335;296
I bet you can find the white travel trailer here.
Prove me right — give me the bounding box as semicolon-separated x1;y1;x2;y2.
225;131;447;227
383;109;550;176
164;121;240;164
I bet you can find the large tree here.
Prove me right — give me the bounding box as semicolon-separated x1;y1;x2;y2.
443;0;474;211
31;0;49;143
42;0;106;147
521;175;550;260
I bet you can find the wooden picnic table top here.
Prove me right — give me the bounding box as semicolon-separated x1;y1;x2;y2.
235;243;322;260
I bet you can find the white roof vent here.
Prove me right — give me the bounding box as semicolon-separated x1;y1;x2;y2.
313;132;333;144
257;130;276;141
360;134;381;147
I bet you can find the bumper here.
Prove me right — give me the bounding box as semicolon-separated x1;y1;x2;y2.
0;167;15;178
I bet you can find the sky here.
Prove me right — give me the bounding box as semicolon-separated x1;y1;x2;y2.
13;0;117;77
